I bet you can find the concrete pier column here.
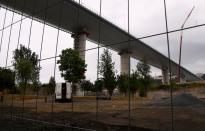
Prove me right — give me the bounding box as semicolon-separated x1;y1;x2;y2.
119;50;132;75
162;67;169;84
71;29;89;61
71;29;89;97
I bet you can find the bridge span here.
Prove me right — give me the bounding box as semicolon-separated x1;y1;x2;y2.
0;0;201;83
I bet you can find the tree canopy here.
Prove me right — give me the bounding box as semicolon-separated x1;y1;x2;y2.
130;70;141;96
94;79;103;92
13;45;40;90
117;60;151;97
80;80;94;92
57;48;87;84
137;60;151;79
137;60;151;97
117;70;141;96
117;74;129;96
99;49;116;97
0;67;15;91
42;76;56;102
48;76;56;95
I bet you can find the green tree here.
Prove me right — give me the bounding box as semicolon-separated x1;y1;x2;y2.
137;60;151;79
94;79;103;92
42;83;49;102
117;74;129;96
80;80;93;92
57;48;87;94
99;49;116;97
48;76;56;94
117;71;140;97
13;45;40;93
31;81;41;93
44;76;56;103
0;67;15;91
137;60;151;97
130;70;140;97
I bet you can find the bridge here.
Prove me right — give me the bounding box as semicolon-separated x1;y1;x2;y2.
0;0;201;83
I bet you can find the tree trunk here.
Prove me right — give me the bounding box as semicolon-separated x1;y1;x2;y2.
0;92;3;102
108;90;112;100
72;83;77;96
45;94;47;103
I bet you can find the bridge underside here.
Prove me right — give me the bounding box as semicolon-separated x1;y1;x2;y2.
0;0;201;82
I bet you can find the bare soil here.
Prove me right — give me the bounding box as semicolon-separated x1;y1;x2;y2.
0;88;205;131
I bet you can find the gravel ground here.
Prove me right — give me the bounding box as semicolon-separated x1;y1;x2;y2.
0;116;154;131
148;93;205;107
1;88;205;131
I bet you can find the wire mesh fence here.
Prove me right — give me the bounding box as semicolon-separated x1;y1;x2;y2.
0;0;205;131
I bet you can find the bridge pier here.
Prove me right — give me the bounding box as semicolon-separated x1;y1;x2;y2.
71;29;89;96
71;29;89;60
119;50;132;75
162;67;169;84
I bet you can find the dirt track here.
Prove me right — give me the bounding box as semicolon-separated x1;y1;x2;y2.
1;88;205;131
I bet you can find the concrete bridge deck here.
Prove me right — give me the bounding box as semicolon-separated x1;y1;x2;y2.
0;0;201;82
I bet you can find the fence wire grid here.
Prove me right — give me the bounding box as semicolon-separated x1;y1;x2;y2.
0;0;205;131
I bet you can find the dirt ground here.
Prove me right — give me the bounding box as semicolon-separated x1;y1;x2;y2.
1;88;205;131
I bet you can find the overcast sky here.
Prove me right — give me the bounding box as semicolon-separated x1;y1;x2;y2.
0;0;205;83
